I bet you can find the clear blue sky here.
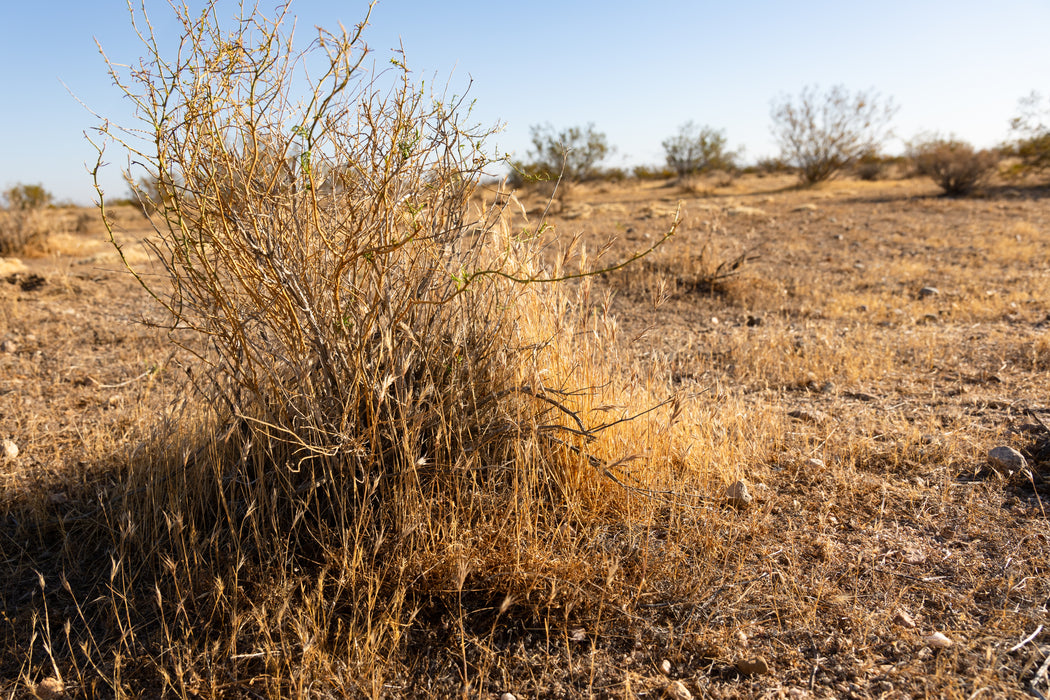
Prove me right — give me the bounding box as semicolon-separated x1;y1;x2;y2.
1;1;1047;205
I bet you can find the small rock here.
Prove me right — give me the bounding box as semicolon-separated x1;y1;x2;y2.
33;677;66;700
988;446;1027;475
792;203;817;212
660;658;672;675
500;693;517;700
1;439;18;461
664;680;693;700
736;656;770;675
918;286;940;298
926;631;953;649
726;479;753;508
0;339;16;353
894;609;916;629
736;630;749;647
805;458;826;470
569;627;587;642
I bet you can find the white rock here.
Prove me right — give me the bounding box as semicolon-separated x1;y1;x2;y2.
660;658;672;675
988;446;1027;473
918;286;940;298
500;694;517;700
726;479;753;508
1;439;18;461
926;631;953;649
664;680;693;700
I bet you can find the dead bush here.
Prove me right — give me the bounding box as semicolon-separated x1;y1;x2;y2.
0;184;53;256
86;0;678;692
914;137;998;195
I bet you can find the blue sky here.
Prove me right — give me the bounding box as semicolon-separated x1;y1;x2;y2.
1;0;1047;205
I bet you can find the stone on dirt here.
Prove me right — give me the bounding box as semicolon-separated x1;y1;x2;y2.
893;609;917;629
736;656;770;675
918;286;940;298
664;680;693;700
988;446;1027;475
925;631;953;649
726;479;753;508
1;439;18;461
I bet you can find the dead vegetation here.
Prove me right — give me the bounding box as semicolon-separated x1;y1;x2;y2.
3;169;1049;698
1;3;1049;698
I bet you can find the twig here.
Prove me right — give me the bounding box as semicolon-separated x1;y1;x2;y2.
1009;624;1043;653
88;369;154;389
1031;651;1050;700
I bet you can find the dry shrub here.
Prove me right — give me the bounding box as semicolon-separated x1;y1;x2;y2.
0;208;50;257
914;138;998;195
85;1;679;692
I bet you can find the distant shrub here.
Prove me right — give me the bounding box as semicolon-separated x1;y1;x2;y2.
519;122;613;187
2;183;52;211
632;164;676;180
0;183;53;256
661;122;739;178
748;156;794;176
770;85;897;185
913;137;998;195
853;150;885;180
1010;92;1050;176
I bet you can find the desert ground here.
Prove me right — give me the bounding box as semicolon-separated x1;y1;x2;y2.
2;172;1049;698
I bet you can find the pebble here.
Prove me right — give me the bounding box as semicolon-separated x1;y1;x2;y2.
988;446;1027;474
664;680;693;700
736;657;770;675
1;439;18;461
500;694;517;700
894;609;916;629
660;658;672;675
926;632;953;649
726;479;753;508
918;286;940;298
33;677;65;700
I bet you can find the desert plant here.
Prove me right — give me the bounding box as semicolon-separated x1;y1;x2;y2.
1010;91;1050;175
0;183;53;256
662;121;739;178
771;85;897;185
632;164;676;180
2;183;52;211
913;137;998;195
517;122;613;186
88;0;677;690
853;150;884;180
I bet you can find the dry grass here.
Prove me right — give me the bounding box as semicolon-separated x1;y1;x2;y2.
2;172;1049;698
2;5;1049;698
